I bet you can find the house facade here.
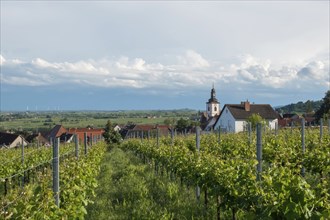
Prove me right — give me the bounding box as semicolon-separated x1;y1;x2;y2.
67;127;104;143
26;133;50;146
47;125;104;144
214;101;278;133
0;132;29;148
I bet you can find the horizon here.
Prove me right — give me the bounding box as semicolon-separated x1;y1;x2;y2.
0;98;322;113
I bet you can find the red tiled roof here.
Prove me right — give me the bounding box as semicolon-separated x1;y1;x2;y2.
48;125;67;139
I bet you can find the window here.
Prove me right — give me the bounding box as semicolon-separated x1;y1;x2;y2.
214;106;217;111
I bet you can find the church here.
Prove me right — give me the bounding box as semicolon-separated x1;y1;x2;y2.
201;85;278;132
200;85;221;131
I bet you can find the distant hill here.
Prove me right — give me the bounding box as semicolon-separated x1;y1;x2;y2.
276;100;322;114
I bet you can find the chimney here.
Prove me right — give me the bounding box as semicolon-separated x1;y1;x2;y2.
244;100;250;111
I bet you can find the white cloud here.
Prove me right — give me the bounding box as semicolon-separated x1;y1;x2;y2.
298;61;327;80
177;50;210;68
2;76;49;86
0;52;329;95
228;54;329;90
32;58;57;69
0;55;5;65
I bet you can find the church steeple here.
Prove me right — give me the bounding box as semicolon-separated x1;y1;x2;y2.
209;83;218;103
206;84;220;118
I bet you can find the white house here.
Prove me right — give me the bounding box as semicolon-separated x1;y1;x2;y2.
213;101;278;133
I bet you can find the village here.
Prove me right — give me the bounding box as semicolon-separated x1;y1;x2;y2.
0;86;322;149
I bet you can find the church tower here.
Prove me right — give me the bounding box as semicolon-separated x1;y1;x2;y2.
206;84;220;118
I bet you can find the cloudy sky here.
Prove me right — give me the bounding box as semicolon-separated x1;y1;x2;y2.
1;1;329;111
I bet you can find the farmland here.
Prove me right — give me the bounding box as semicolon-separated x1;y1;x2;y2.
0;109;198;132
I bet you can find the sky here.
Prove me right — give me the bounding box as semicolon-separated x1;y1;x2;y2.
1;1;329;111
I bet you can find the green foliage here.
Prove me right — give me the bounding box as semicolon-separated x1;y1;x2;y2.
246;113;265;130
103;120;122;146
315;90;330;121
1;142;107;219
175;117;190;132
276;99;322;114
120;128;330;219
163;118;177;129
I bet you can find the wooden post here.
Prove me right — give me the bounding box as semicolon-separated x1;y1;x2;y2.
21;137;25;188
84;132;87;155
53;138;60;207
157;127;159;148
75;134;79;159
248;122;251;145
275;121;278;136
320;118;323;142
217;195;221;220
196;126;201;202
196;127;201;151
171;129;174;146
301;118;305;177
4;178;8;195
256;123;262;181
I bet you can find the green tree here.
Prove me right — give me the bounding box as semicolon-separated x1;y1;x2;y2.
246;113;265;130
103;120;122;146
163;118;177;129
315;90;330;121
305;100;313;113
175;118;190;132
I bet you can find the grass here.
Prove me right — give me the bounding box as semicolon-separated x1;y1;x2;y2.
86;147;206;220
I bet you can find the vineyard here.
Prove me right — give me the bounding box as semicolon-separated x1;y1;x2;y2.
0;138;106;219
0;126;329;219
121;127;330;219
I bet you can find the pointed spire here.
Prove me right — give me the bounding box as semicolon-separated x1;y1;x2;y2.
208;84;218;103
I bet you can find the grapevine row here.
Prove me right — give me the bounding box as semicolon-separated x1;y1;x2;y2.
0;142;106;219
121;128;329;219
